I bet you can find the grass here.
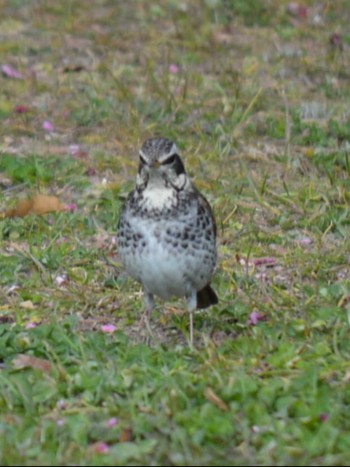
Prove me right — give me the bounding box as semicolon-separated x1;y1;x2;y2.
0;0;350;465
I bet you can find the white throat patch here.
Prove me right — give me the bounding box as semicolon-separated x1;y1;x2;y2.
143;184;174;209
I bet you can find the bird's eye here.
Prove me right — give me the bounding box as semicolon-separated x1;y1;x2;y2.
162;154;177;165
139;154;147;165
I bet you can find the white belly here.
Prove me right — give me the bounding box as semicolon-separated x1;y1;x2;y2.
120;218;215;299
133;251;188;298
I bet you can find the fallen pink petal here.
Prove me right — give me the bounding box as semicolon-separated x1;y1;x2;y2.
238;256;249;266
286;2;307;18
69;144;89;159
169;64;179;74
330;33;343;49
101;324;117;333
106;417;118;428
63;203;78;212
248;311;264;326
299;237;312;246
56;399;67;410
25;322;37;329
94;442;109;454
69;144;81;156
42;120;54;132
14;105;30;114
2;64;23;79
286;2;299;15
54;275;68;286
319;413;329;422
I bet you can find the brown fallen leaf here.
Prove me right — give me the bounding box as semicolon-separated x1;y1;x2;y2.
204;387;229;412
119;427;133;443
12;354;52;373
2;194;64;218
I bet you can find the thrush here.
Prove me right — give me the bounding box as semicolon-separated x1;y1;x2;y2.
117;137;218;345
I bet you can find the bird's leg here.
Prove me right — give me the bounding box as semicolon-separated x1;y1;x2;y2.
142;290;155;337
186;290;197;348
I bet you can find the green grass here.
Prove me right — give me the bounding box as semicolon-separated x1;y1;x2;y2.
1;0;350;465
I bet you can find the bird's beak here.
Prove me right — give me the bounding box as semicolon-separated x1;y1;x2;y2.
150;161;161;169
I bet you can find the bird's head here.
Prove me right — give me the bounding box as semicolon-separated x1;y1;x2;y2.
136;137;188;191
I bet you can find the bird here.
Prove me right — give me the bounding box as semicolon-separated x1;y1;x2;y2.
117;137;218;345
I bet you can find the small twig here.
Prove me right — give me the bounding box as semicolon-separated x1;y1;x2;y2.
280;87;291;167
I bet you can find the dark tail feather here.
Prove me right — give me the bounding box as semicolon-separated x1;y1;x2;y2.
196;284;218;309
